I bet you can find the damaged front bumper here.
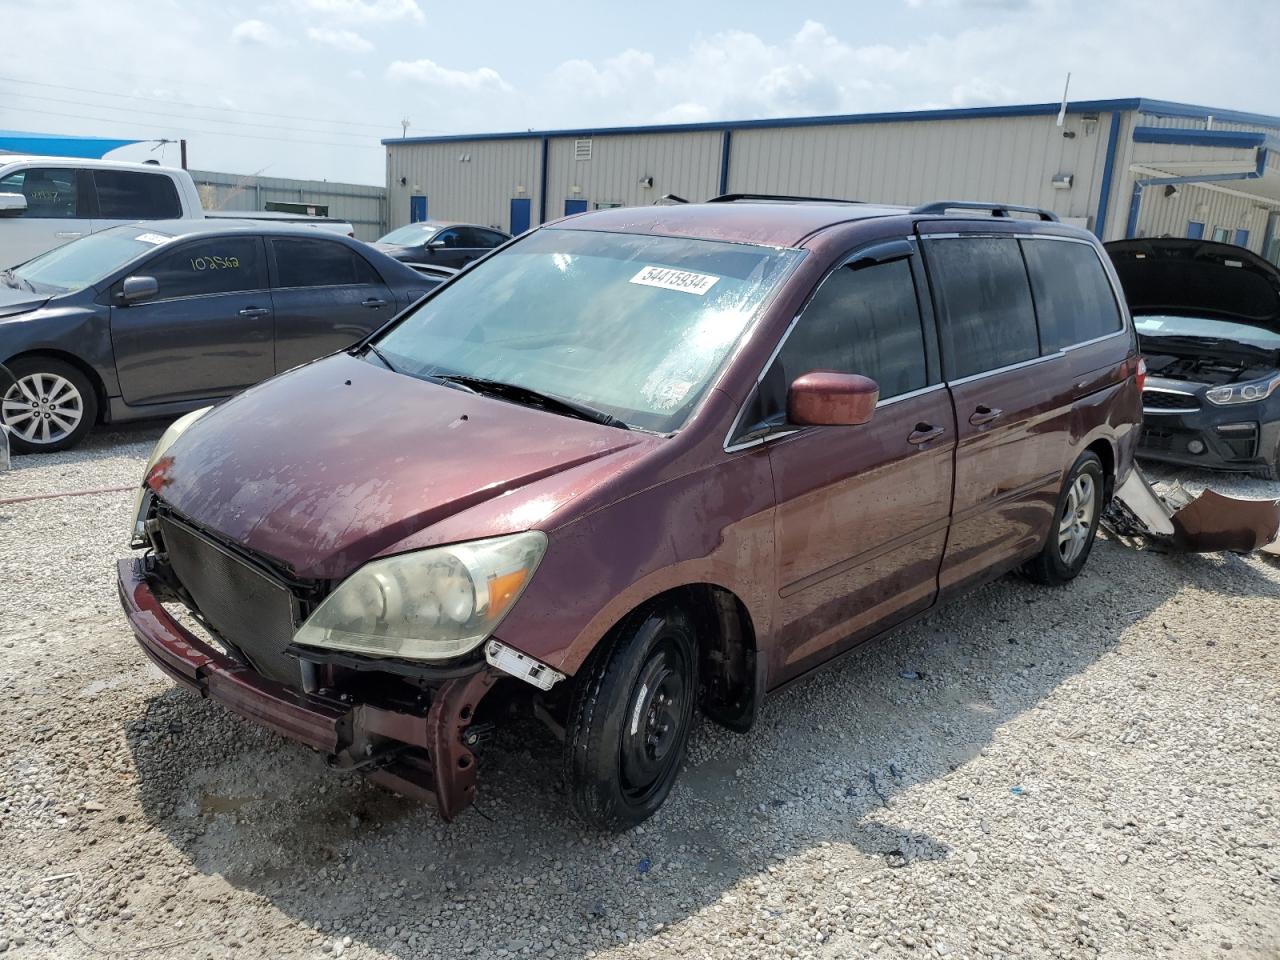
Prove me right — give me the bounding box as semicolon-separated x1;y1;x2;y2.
117;557;498;821
1104;468;1280;555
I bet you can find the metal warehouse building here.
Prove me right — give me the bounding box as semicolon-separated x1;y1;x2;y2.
383;97;1280;261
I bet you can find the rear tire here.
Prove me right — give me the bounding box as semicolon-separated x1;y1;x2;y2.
1023;451;1105;586
1;357;98;453
563;604;698;830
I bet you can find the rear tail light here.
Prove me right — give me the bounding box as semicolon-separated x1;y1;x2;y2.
1135;356;1147;393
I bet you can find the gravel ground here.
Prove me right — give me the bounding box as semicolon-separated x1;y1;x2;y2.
1;424;1279;960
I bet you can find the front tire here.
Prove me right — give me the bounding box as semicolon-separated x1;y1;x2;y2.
1023;451;1105;586
563;604;698;830
1;357;97;453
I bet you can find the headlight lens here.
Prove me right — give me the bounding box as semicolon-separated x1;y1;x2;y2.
293;531;548;661
130;406;212;544
1204;375;1280;406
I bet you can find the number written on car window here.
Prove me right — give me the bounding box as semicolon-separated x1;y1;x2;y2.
190;256;240;271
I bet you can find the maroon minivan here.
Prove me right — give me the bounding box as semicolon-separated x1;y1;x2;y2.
119;197;1142;828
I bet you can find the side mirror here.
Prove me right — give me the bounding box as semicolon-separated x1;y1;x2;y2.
119;275;159;305
0;192;27;218
787;371;879;426
427;238;447;250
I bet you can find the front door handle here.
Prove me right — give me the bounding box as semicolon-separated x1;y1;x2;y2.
908;423;946;445
362;298;388;308
239;306;271;318
969;404;1003;426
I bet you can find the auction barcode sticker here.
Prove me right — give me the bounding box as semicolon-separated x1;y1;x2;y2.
630;265;720;295
134;232;170;245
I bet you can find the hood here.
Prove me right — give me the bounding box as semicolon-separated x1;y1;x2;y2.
148;353;650;578
0;285;52;319
1105;239;1280;328
371;243;417;258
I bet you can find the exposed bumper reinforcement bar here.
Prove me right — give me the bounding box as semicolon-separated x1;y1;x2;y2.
117;557;496;821
1104;468;1280;555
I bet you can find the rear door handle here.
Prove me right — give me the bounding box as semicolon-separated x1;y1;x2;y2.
969;404;1003;426
908;423;946;445
362;298;387;308
239;307;271;318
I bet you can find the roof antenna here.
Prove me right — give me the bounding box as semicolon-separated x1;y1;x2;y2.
1056;72;1072;127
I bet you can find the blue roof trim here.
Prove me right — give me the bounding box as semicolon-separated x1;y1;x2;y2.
381;98;1280;147
0;129;142;159
382;98;1148;145
1132;127;1267;149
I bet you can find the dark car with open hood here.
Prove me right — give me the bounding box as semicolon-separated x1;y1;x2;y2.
119;197;1142;828
0;221;441;452
1106;238;1280;478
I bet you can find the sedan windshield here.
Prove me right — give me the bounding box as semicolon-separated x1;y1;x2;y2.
375;228;803;432
379;223;439;245
1135;314;1280;352
15;226;172;293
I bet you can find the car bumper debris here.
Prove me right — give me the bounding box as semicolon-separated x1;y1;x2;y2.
1104;467;1280;555
116;557;497;821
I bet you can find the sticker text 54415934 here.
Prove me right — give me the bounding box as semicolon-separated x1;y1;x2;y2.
630;265;720;296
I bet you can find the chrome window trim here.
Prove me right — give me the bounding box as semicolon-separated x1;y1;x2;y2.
946;351;1061;387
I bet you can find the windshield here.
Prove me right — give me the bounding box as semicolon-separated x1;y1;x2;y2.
1134;314;1280;352
379;223;439;245
14;226;172;293
375;228;803;432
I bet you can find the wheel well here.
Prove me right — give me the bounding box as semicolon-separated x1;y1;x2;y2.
4;350;108;423
1085;438;1116;500
633;584;760;733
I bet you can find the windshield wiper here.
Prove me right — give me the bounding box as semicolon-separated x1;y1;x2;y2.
361;342;400;373
434;374;630;430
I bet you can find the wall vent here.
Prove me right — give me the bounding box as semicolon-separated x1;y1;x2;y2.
574;139;592;161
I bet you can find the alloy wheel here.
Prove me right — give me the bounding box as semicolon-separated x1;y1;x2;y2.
1057;472;1096;566
2;372;85;446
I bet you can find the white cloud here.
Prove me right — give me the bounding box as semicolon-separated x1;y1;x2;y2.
230;19;286;46
386;58;510;92
307;26;374;53
290;0;423;23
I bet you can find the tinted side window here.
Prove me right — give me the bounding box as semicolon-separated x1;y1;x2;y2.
93;171;182;219
0;168;80;218
476;229;507;248
1021;239;1124;352
143;237;267;299
928;237;1038;379
435;229;461;248
273;238;379;287
766;257;928;412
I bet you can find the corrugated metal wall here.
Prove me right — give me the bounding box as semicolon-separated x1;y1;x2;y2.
1134;181;1272;251
543;131;722;219
725;112;1117;226
384;139;541;236
189;169;387;241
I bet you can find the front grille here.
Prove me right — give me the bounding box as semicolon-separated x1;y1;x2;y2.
1143;389;1199;411
159;515;302;685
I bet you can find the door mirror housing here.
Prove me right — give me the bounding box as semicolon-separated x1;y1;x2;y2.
787;371;879;426
0;192;27;218
119;275;159;305
427;238;447;250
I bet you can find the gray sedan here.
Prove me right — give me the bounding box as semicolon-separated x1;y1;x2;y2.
0;220;446;452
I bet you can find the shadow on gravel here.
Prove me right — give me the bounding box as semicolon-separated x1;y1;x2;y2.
122;541;1274;957
3;419;167;473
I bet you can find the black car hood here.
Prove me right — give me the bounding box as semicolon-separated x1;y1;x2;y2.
0;285;52;319
1105;239;1280;329
371;242;417;258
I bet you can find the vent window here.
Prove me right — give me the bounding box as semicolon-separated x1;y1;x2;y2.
574;139;592;161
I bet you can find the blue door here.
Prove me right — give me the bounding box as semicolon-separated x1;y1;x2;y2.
410;195;427;223
509;197;531;235
1186;220;1205;239
564;198;588;216
1234;229;1249;248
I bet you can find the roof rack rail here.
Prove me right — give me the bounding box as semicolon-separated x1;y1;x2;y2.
910;200;1059;222
708;192;862;205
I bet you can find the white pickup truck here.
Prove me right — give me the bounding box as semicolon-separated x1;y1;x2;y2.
0;156;354;268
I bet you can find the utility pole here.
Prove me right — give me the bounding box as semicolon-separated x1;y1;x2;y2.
180;139;187;169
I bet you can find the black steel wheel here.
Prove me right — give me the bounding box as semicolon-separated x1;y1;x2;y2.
564;604;697;829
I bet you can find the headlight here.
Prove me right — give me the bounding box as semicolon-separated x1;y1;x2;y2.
1204;375;1280;406
293;531;547;661
130;406;211;544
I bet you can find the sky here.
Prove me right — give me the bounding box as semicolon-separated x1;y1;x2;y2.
1;0;1277;186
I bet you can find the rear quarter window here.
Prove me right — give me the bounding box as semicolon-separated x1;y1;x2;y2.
926;237;1038;380
93;171;182;219
1021;238;1124;352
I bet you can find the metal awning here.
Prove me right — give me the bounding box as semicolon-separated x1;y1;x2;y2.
0;130;143;159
